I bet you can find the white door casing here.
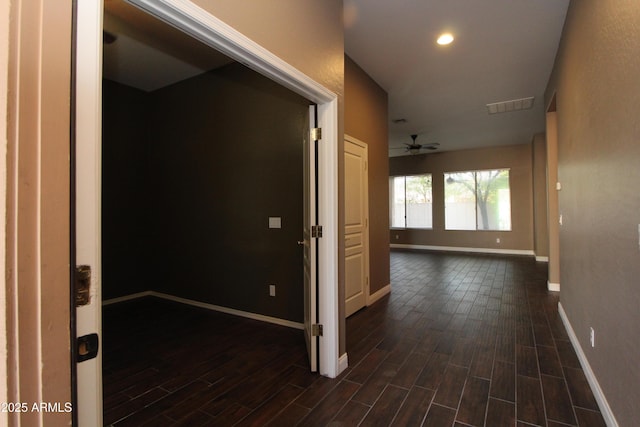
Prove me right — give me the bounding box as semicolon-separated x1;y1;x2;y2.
75;1;104;425
344;136;369;317
75;0;342;422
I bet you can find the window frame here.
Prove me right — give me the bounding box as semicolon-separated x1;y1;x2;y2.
389;174;433;230
443;168;512;232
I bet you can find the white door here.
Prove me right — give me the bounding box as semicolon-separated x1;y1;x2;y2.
344;136;369;317
74;0;104;425
303;106;318;371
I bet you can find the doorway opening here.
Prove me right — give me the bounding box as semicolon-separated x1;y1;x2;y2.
74;0;340;424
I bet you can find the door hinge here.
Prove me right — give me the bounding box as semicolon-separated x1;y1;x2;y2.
312;324;323;336
312;225;323;238
311;127;322;141
75;265;91;307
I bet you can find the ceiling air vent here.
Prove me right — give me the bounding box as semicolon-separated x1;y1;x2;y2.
486;96;534;114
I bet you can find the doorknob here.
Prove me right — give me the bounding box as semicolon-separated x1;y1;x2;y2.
297;240;305;245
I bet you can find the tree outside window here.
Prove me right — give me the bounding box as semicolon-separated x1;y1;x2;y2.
444;169;511;230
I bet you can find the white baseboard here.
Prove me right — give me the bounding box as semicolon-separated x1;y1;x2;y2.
548;281;560;292
390;243;535;257
536;255;549;262
102;291;154;306
338;353;349;376
368;284;391;306
103;291;304;330
558;302;619;427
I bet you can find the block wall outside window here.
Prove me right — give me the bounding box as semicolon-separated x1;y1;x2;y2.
444;169;511;231
390;175;433;229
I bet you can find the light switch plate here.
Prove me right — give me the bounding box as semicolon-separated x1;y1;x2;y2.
269;217;281;229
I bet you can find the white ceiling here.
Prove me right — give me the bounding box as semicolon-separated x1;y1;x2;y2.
103;0;569;156
344;0;569;156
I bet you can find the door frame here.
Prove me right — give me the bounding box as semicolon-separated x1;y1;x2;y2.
77;0;341;392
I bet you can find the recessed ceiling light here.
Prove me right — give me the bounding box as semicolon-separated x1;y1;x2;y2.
437;33;454;45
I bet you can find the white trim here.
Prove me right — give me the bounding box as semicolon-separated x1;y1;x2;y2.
75;1;105;424
103;291;304;330
547;281;560;292
125;0;340;378
391;243;535;257
129;0;335;103
102;291;153;306
536;256;549;262
317;99;340;378
368;284;391;305
558;303;619;427
338;353;349;376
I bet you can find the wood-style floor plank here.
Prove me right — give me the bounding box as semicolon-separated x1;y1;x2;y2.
103;250;605;426
390;386;434;427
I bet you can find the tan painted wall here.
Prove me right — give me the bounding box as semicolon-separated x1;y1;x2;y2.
545;1;640;424
192;0;345;101
531;133;549;259
0;0;9;420
344;56;390;296
389;144;534;252
5;0;72;425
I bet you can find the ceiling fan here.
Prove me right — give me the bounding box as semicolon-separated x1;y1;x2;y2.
391;134;440;155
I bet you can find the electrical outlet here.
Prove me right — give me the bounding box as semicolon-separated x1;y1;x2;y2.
269;285;276;297
590;327;595;348
496;238;500;244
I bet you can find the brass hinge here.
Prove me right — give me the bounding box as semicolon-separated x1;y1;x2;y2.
311;127;322;141
75;265;91;307
312;324;323;336
312;225;323;238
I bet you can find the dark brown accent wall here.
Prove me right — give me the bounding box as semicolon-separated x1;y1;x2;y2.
344;56;390;295
389;144;534;251
102;79;153;299
102;63;309;322
545;1;640;424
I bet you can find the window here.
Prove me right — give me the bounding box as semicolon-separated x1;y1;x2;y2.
390;175;432;228
444;169;511;231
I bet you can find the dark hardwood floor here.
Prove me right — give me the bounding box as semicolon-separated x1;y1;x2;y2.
103;250;606;426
